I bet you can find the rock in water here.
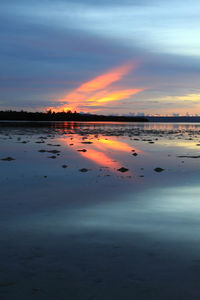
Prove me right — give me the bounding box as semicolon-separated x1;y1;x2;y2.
154;167;164;172
79;168;88;172
77;149;87;152
1;157;15;161
117;167;129;173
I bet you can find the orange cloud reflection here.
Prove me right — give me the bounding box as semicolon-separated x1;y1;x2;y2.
97;139;133;152
96;138;143;155
59;135;137;173
79;149;121;169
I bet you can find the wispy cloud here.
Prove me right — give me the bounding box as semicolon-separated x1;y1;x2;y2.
50;62;144;112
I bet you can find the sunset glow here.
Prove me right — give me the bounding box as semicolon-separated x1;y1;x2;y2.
50;63;144;112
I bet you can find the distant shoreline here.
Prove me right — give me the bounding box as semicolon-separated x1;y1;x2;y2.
0;111;200;123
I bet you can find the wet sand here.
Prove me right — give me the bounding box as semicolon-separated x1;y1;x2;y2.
1;122;200;299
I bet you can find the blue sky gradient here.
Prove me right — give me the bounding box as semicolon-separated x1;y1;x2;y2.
1;0;200;115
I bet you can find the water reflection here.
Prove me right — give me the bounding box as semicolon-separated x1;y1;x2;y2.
50;121;200;132
97;138;133;152
60;135;134;172
79;149;121;169
1;122;200;299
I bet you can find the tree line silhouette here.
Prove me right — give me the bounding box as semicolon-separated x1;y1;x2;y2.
0;110;148;122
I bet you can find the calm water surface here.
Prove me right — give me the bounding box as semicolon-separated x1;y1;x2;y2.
1;122;200;300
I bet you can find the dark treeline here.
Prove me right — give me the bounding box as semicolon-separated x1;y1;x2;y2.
0;110;148;122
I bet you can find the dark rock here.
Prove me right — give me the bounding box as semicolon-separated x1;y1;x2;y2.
132;152;138;156
62;165;68;168
47;150;60;154
1;157;15;161
154;167;164;172
77;149;87;152
117;167;129;173
79;168;88;172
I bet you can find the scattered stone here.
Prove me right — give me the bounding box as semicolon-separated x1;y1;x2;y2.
69;143;74;146
81;141;93;144
62;165;68;168
48;150;60;154
132;152;138;156
77;149;87;152
38;149;60;154
44;176;47;178
1;157;15;161
117;167;129;173
79;168;88;172
154;167;164;172
48;156;56;159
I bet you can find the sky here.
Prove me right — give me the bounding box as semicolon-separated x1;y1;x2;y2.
0;0;200;115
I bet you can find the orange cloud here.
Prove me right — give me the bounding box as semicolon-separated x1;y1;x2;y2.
87;89;143;106
50;62;144;112
77;63;134;93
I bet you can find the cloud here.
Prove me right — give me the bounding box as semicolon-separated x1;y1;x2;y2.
49;63;144;111
0;0;199;115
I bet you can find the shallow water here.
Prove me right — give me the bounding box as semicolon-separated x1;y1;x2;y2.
1;122;200;300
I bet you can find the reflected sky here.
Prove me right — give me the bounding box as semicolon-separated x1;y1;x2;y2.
1;122;200;299
1;122;200;179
